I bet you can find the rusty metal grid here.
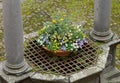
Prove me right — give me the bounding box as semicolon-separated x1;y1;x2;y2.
24;35;100;76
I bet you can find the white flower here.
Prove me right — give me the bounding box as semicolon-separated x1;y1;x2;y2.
37;39;44;45
72;43;78;48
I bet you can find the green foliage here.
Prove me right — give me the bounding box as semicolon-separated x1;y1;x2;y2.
37;15;87;51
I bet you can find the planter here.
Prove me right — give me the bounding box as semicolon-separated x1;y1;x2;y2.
43;47;71;57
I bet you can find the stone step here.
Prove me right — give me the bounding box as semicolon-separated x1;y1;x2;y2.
103;68;120;79
100;68;120;83
108;76;120;83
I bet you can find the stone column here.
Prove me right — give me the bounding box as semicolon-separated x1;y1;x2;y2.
3;0;28;75
90;0;113;42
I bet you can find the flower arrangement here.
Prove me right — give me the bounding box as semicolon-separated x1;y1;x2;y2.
37;15;88;55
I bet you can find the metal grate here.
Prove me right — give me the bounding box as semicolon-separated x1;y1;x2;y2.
24;35;99;76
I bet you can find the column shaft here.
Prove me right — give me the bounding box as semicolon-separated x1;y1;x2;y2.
3;0;28;75
90;0;113;42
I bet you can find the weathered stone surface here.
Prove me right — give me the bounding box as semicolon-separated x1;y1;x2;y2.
0;62;33;83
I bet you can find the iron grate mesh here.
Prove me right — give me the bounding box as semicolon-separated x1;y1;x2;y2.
24;35;99;76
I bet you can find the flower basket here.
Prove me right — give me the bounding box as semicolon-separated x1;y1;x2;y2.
43;46;71;56
37;15;88;57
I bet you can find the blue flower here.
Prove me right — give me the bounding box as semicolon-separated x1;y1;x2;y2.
61;39;65;44
83;38;88;43
78;41;84;48
45;39;51;45
61;45;66;51
43;37;47;42
76;39;81;43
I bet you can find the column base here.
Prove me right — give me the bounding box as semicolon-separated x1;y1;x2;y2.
3;60;31;76
0;62;33;83
90;29;114;42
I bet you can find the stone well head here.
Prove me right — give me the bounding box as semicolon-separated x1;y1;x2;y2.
23;32;110;83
